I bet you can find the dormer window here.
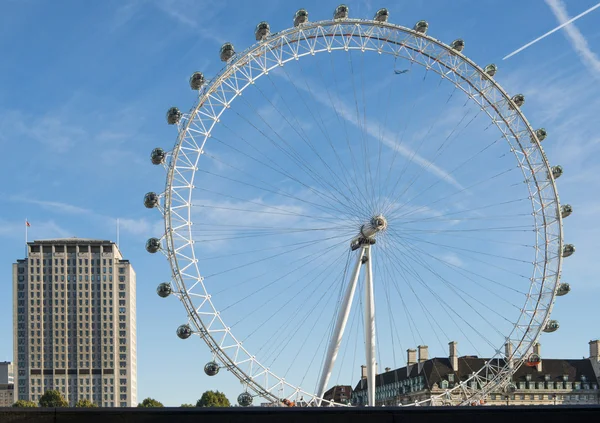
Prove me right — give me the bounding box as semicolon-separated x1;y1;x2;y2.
448;374;455;383
525;374;532;382
563;375;569;382
544;374;551;382
581;375;587;382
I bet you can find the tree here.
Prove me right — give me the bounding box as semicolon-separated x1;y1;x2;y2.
196;390;230;407
137;397;164;407
180;403;195;407
39;390;68;407
12;399;37;407
75;398;98;408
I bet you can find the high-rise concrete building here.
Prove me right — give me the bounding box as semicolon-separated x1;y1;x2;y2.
13;239;137;407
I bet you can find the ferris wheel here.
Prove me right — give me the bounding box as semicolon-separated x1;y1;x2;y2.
144;5;575;407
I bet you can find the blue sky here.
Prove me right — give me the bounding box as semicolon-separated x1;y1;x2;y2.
1;0;600;406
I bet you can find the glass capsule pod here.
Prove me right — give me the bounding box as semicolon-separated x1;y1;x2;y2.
334;4;349;19
166;107;182;125
543;320;559;333
556;282;570;296
204;361;220;376
531;128;547;142
255;21;270;41
189;72;205;90
414;20;429;34
551;165;563;179
525;353;541;367
511;94;525;108
156;282;172;298
562;244;575;258
150;148;166;165
560;204;572;218
451;39;465;52
294;9;308;27
220;43;235;62
238;392;253;406
505;383;517;393
374;8;389;22
145;238;161;254
484;64;497;77
176;324;193;339
144;192;159;209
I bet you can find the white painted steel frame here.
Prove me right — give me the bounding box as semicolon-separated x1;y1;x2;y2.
316;245;366;404
160;18;564;406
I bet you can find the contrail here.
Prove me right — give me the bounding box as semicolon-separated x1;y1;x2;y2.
503;1;600;60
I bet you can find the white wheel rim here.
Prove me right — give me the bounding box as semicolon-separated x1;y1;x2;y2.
157;19;564;406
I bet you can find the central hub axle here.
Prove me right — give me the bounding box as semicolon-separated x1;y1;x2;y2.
350;215;387;251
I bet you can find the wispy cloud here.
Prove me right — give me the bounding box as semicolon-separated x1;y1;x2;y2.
10;196;161;238
545;0;600;77
0;111;86;153
12;197;94;215
273;73;464;190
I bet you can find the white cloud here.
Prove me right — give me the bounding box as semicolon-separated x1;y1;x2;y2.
440;253;464;268
11;197;94;215
545;0;600;77
273;73;465;190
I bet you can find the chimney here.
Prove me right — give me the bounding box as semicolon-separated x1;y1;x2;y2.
589;340;600;381
449;341;458;372
505;342;514;369
590;340;600;361
407;349;417;366
534;343;542;372
361;365;367;379
418;345;429;363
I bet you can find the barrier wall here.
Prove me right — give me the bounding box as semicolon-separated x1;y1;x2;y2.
1;406;599;423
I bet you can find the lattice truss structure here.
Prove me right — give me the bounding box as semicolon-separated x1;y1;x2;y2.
144;13;573;407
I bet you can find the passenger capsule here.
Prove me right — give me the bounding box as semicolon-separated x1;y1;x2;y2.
255;22;270;41
531;128;547;142
505;383;517;393
562;244;575;258
166;107;182;125
145;238;161;254
560;204;572;218
484;64;498;77
156;282;172;298
294;9;309;27
511;94;525;108
451;39;465;52
176;324;193;339
414;20;429;34
525;353;541;367
543;320;559;333
238;392;253;407
150;148;166;165
551;165;563;179
334;4;349;19
144;192;159;209
189;72;205;90
374;8;389;22
204;361;220;376
556;282;571;296
220;43;235;62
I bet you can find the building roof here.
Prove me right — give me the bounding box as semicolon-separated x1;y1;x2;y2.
353;357;599;392
29;238;114;244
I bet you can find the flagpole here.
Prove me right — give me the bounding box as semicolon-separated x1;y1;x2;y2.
116;218;120;246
